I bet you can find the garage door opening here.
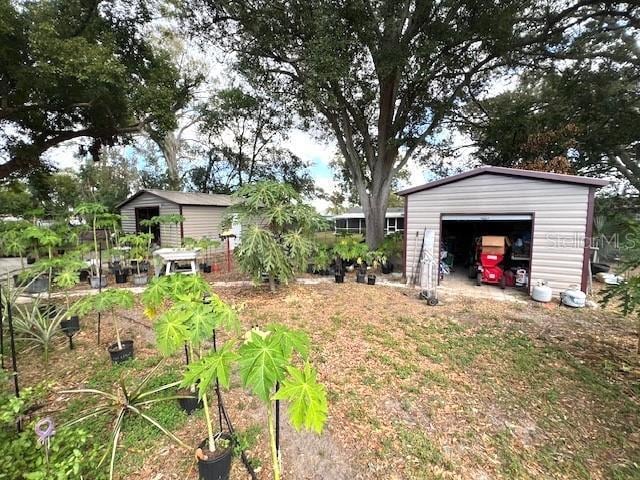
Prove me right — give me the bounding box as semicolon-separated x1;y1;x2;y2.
440;214;533;291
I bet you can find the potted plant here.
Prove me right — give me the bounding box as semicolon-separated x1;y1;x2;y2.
333;235;368;269
379;232;403;274
74;288;135;363
185;324;328;480
75;202;108;288
53;256;86;339
122;233;152;285
142;274;240;416
199;237;220;273
61;362;190;480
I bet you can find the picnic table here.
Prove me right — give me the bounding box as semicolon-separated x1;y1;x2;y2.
152;248;201;276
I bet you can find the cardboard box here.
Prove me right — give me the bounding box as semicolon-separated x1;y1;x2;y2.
481;236;506;254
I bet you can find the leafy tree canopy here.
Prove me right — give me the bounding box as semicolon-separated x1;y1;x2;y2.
189;86;313;195
461;59;640;190
182;0;639;247
0;0;191;179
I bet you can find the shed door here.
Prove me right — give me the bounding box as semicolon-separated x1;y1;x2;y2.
135;207;160;244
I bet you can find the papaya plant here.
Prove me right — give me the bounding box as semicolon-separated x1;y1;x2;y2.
52;255;86;315
74;289;134;352
185;324;328;480
142;274;241;457
228;181;325;291
333;234;368;263
75;202;108;278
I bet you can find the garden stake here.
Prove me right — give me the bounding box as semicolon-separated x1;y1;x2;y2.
212;329;258;480
184;343;190;364
0;283;4;369
6;291;22;432
275;382;280;457
97;243;102;345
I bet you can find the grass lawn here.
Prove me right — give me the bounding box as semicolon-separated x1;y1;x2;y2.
11;281;640;479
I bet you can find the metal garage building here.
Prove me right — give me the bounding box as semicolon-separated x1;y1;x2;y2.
117;190;234;247
398;167;608;295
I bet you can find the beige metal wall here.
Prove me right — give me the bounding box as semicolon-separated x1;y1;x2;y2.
120;192;181;247
405;174;590;295
182;205;227;251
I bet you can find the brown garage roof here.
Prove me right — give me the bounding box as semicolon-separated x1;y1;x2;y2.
397;166;609;196
117;189;235;209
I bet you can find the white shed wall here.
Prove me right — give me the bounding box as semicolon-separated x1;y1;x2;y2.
405;174;591;295
119;192;181;247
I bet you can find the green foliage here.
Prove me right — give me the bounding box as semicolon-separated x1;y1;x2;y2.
13;300;66;364
379;232;403;261
273;363;328;434
122;233;153;273
74;289;134;317
1;0;189;179
192;86;313;195
231;181;325;290
0;371;103;480
143;274;240;356
311;246;332;273
61;363;188;480
182;341;238;395
333;235;368;262
602;223;640;352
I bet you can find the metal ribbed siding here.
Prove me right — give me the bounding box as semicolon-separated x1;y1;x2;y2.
119;192;181;247
405;174;590;295
182;206;226;252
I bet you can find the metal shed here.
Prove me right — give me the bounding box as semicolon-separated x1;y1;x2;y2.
397;167;608;295
116;190;234;247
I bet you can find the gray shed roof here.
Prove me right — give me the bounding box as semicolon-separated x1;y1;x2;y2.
397;166;609;196
117;189;235;209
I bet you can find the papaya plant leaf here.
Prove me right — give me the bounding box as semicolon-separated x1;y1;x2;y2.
238;333;287;402
154;310;189;356
209;294;241;333
186;302;216;346
266;324;309;360
274;363;328;434
181;342;238;397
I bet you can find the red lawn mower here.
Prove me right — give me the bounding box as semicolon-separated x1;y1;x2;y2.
474;236;508;289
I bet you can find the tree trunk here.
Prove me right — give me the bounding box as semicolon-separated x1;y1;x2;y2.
268;273;276;293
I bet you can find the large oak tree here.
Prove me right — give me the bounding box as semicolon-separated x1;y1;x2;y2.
0;0;190;180
184;0;638;247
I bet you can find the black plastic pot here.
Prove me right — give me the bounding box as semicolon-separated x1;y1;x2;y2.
177;390;203;415
79;269;90;282
115;271;129;284
335;274;344;283
203;265;212;274
60;315;80;335
197;434;233;480
367;274;376;285
26;256;36;265
356;272;366;284
381;262;394;274
591;262;610;274
108;340;134;364
27;275;49;294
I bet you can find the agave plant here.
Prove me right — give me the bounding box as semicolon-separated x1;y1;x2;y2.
61;362;189;480
13;299;66;364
